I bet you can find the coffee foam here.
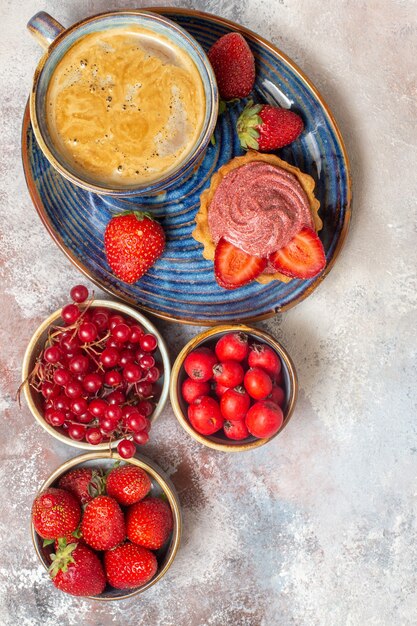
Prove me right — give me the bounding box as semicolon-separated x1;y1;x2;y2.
46;26;206;186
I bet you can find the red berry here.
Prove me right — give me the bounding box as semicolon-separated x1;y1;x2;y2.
269;385;285;408
68;423;87;441
117;439;136;459
136;382;152;398
107;465;151;506
85;427;104;445
224;419;250;440
126;413;148;433
133;430;150;445
88;398;108;417
220;386;250;420
69;354;90;375
109;314;126;330
112;323;131;343
181;378;211;404
44;345;62;364
62;304;80;325
70;284;89;303
105;404;123;422
83;372;103;394
54;395;71;412
208;32;255;100
104;370;123;387
139;333;158;353
60;332;80;353
70;397;88;416
213;382;230;397
139;354;155;369
107;390;126;405
41;381;60;399
77;411;94;424
215;332;249;362
32;488;81;539
244;367;273;400
119;349;136;367
126;497;173;550
245;400;284;438
136;401;153;417
50;410;66;427
248;343;282;379
53;368;71;387
78;322;98;343
145;366;160;383
104;542;157;589
213;360;244;388
100;347;120;368
129;324;144;343
183;347;218;382
65;380;83;399
81;496;126;551
123;363;142;383
188;396;224;435
52;543;106;597
91;311;109;332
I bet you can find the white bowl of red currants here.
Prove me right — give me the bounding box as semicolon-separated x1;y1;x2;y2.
31;451;181;600
170;325;298;451
21;285;170;457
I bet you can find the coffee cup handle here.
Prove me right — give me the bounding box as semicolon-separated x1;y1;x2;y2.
27;11;65;50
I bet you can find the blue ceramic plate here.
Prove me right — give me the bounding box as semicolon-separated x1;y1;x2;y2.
22;8;351;325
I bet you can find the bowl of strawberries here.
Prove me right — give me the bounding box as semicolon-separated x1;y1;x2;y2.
31;451;181;599
170;325;297;451
21;285;170;458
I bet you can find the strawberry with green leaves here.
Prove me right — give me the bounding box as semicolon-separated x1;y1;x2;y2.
58;468;104;506
237;100;304;152
104;542;157;589
104;212;165;284
49;542;106;597
32;488;81;540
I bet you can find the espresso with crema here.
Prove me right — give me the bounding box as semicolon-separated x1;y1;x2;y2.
46;26;206;186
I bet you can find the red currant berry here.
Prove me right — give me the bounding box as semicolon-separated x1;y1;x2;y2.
88;398;108;417
41;382;60;400
109;315;126;330
111;323;131;343
105;404;123;422
91;311;109;332
136;400;153;417
139;354;155;369
68;423;87;441
69;354;90;375
65;380;83;399
62;304;81;325
77;411;94;424
100;417;118;433
70;397;88;416
126;413;147;432
132;431;149;445
44;345;62;364
83;373;103;394
53;395;71;412
117;439;136;458
53;368;71;387
129;324;144;343
119;350;136;367
123;363;142;383
60;332;81;353
106;390;126;405
78;322;98;343
70;285;89;303
136;381;152;398
139;333;158;353
104;370;122;387
100;348;120;369
85;427;103;445
145;366;160;383
49;410;66;427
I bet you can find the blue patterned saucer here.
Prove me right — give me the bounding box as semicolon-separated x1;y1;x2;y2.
22;8;351;325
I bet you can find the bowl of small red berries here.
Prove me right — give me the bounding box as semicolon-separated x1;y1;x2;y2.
21;285;170;457
170;325;297;451
31;451;181;599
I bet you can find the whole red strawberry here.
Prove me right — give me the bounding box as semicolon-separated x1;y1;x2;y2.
81;495;126;551
106;465;152;506
32;488;81;540
208;32;255;100
237;100;304;151
58;468;104;505
126;497;173;550
104;211;165;284
104;542;157;589
50;542;106;597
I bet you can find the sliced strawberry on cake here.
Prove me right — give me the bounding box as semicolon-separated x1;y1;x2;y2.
214;238;267;289
269;227;326;279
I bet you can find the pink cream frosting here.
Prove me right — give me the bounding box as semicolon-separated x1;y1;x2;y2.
208;162;314;266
